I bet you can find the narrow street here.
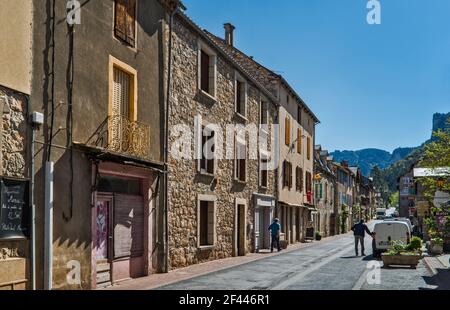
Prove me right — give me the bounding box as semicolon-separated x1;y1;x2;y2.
158;222;436;290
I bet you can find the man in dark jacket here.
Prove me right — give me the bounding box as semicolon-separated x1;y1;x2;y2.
268;218;281;253
351;219;372;256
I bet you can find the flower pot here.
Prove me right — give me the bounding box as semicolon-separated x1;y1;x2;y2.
381;253;422;268
431;244;443;255
315;235;322;241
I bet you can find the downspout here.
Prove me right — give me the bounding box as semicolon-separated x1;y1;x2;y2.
163;5;179;273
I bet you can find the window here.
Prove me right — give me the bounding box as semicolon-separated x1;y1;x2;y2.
260;153;268;188
198;43;217;98
114;0;136;47
235;73;247;117
307;136;311;160
283;161;292;189
260;101;268;126
199;126;215;175
285;117;291;146
198;199;215;247
325;183;328;201
235;137;246;182
286;95;290;104
297;128;302;154
305;171;312;194
297;106;302;123
296;167;303;192
109;56;137;121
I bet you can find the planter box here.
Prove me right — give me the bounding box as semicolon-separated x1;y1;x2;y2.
279;240;288;249
381;254;422;268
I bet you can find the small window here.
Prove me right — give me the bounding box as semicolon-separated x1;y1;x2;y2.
235;74;247;117
285;117;291;146
283;161;292;189
260;154;268;188
198;44;217;97
307;136;311;160
296;167;303;192
199;200;215;246
114;0;136;47
200;126;215;175
297;128;302;154
235;138;246;182
260;101;268;126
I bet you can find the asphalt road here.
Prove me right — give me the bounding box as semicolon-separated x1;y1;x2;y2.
158;221;436;290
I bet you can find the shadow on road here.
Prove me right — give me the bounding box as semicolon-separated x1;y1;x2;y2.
422;269;450;290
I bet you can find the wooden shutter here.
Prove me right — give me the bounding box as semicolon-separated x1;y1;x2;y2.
201;51;210;93
289;163;293;189
285;117;290;146
297;128;302;154
125;0;136;46
114;0;136;46
113;67;130;117
236;81;242;114
282;161;287;187
307;137;311;160
113;194;144;258
300;168;303;192
114;0;127;42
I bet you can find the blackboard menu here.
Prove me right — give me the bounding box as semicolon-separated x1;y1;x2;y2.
0;178;29;240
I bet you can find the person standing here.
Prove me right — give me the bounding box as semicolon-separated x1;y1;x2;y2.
268;218;282;253
351;219;372;256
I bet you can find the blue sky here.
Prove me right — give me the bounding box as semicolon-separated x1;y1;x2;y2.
182;0;450;152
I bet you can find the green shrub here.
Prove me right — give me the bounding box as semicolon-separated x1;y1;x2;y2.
387;241;407;255
431;237;444;246
406;236;422;251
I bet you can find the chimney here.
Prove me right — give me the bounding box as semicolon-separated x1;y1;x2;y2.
224;23;235;46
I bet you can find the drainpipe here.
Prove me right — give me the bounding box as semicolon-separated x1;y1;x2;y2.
30;111;44;290
163;5;179;274
44;161;54;290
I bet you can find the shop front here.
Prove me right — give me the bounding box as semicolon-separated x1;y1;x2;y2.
253;194;276;252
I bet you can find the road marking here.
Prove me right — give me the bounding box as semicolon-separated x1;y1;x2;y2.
271;242;355;290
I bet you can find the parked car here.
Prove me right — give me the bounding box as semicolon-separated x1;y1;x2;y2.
373;221;411;257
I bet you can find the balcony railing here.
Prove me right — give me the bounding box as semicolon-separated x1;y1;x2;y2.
87;115;150;160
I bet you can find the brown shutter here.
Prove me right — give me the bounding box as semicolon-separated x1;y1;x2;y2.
285;117;290;146
113;194;144;259
126;0;136;46
114;0;127;42
201;51;210;93
283;161;287;187
297;128;302;154
307;137;311;160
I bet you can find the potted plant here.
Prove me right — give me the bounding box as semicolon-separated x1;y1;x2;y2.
430;237;444;255
381;240;423;269
315;231;322;241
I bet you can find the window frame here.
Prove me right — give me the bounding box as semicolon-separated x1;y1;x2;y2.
197;195;217;249
234;135;247;183
259;150;269;189
197;41;217;100
109;55;138;121
198;125;217;176
234;71;248;119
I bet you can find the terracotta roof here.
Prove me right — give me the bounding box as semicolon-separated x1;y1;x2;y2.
204;30;320;124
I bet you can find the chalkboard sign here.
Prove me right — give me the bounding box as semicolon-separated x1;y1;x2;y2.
0;178;29;240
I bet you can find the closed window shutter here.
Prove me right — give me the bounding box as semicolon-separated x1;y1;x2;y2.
113;194;144;258
285;118;290;146
307;137;311;160
283;161;287;187
297;128;302;154
114;0;136;46
114;0;127;42
300;168;303;192
113;67;130;117
126;0;136;46
236;81;242;114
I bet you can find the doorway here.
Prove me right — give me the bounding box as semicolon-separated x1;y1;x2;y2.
94;196;113;288
236;204;246;256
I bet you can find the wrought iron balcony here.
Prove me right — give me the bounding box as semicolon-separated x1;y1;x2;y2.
87;115;150;160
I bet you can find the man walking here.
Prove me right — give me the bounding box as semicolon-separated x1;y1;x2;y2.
351;219;372;256
268;218;281;253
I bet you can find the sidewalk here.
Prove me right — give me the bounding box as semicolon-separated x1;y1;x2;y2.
422;254;450;290
103;233;346;290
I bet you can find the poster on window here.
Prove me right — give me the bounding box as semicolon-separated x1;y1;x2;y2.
96;201;109;260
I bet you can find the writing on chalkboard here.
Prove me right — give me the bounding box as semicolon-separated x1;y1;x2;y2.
0;178;29;240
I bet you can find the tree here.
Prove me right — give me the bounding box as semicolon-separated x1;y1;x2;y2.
418;118;450;239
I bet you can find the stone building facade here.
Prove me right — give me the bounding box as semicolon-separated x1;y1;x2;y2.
166;13;278;269
313;146;336;237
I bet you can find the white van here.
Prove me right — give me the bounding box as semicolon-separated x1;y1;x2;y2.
373;221;411;256
376;208;386;220
384;217;413;232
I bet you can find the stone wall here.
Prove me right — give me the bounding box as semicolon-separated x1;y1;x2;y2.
0;85;28;178
167;16;276;269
